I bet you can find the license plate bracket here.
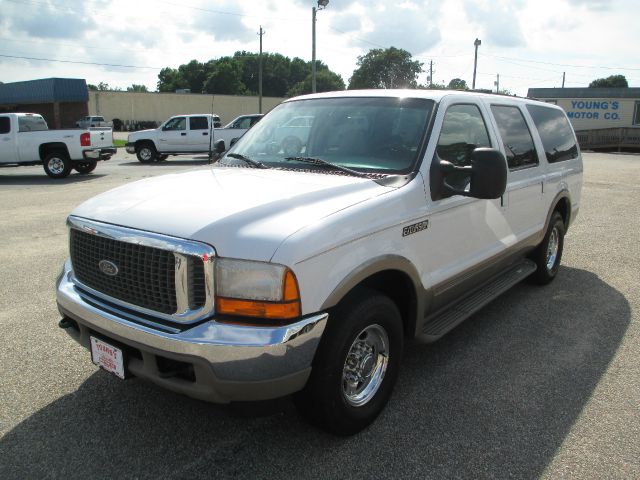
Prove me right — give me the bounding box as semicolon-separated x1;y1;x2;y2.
90;336;127;380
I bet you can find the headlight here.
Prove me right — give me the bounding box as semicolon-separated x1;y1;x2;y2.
215;258;301;321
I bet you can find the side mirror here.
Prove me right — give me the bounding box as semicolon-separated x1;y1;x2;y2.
230;137;239;147
440;148;507;200
214;139;226;154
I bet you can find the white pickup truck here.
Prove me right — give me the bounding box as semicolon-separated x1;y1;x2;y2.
125;114;262;162
75;116;112;129
57;90;582;435
0;113;116;178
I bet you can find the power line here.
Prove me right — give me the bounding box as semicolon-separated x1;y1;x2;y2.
0;53;162;69
483;52;640;72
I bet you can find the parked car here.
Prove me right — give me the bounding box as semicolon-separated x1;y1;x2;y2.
75;116;112;128
0;113;116;178
125;114;261;162
57;90;582;434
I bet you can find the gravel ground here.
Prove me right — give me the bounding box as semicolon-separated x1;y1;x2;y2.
0;151;639;479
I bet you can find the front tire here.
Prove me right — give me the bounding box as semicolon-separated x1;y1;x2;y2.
530;211;565;284
74;161;97;174
294;288;403;435
43;152;72;179
136;143;156;163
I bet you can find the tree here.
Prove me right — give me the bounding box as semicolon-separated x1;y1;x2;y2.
127;84;149;92
204;57;245;94
589;75;628;88
348;47;423;89
287;70;345;97
87;84;98;91
447;78;468;90
157;67;186;92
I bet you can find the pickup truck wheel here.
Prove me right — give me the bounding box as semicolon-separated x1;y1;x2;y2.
530;211;565;285
136;144;156;163
294;288;403;435
74;161;97;174
43;152;72;179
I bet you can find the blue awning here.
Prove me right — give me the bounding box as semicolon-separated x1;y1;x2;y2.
0;78;89;104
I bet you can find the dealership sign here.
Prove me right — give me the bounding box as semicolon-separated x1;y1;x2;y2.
566;100;621;120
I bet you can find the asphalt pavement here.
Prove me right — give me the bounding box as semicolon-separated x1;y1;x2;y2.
0;151;639;479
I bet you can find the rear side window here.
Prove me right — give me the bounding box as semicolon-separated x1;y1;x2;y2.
490;105;538;170
527;105;578;163
18;115;48;132
436;104;491;167
189;116;209;130
0;116;10;134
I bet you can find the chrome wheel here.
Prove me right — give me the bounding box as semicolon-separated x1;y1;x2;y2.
342;324;389;407
47;156;66;175
139;147;153;161
546;226;559;271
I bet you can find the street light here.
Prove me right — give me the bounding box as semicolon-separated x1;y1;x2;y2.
312;0;329;93
472;38;481;90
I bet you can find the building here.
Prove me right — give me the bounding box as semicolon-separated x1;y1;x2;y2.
0;78;89;128
527;87;640;149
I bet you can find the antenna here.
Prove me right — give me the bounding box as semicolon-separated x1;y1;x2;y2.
208;95;215;163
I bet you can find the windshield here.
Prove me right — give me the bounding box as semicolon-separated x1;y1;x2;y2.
226;97;434;175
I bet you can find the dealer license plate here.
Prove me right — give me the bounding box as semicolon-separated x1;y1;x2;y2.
90;336;126;379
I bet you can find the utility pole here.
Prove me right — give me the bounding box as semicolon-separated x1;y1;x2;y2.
472;38;481;90
562;72;566;88
495;73;500;93
312;1;329;93
429;60;434;88
258;26;264;113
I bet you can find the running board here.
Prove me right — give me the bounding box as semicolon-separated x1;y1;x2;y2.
418;259;537;343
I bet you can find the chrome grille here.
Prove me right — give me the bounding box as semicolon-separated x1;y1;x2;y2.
67;216;215;323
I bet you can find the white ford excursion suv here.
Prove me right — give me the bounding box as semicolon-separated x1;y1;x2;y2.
57;90;582;435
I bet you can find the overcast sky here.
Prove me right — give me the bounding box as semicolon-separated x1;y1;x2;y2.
1;0;639;96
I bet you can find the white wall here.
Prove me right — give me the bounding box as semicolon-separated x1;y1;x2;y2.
89;91;284;125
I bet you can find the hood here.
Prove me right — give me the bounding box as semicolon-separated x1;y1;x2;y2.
71;166;391;261
127;128;157;141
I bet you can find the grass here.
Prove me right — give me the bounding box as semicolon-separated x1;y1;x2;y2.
113;139;127;147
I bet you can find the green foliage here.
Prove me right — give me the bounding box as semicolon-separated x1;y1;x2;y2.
348;47;423;89
589;75;628;88
447;78;468;90
156;53;345;97
126;84;149;92
287;70;346;97
87;84;98;91
88;82;121;92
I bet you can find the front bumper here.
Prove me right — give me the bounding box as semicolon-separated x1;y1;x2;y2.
56;261;327;403
83;147;117;161
125;143;136;154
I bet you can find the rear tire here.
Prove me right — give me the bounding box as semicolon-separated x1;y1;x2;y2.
43;152;72;179
294;287;403;435
530;211;565;284
74;161;97;174
136;143;156;163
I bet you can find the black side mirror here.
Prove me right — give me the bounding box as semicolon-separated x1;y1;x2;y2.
230;137;239;147
440;148;507;200
214;139;226;154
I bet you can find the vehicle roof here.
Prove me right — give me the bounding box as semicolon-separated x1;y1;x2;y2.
286;89;557;108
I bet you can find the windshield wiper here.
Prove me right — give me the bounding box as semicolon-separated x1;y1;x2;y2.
284;156;369;178
226;153;270;169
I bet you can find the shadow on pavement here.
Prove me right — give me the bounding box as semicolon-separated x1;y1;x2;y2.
119;159;212;167
0;173;106;186
0;267;630;479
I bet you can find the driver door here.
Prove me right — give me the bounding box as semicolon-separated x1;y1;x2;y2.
158;117;187;151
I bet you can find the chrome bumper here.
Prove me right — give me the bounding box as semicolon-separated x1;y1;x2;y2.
56;260;327;403
125;143;136;154
83;147;116;160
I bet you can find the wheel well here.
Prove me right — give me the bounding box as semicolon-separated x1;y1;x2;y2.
554;197;570;228
337;270;418;338
135;140;156;150
39;143;69;160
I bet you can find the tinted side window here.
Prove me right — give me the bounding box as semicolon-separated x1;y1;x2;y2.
527;105;578;163
436;104;491;167
163;117;186;131
491;105;538;170
18;115;48;132
190;116;209;130
0;117;10;134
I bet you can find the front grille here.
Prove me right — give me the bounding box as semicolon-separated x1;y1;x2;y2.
70;229;185;315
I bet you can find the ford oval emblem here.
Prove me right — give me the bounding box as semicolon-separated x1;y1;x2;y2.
98;260;119;276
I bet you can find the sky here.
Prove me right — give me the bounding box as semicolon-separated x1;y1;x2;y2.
1;0;639;97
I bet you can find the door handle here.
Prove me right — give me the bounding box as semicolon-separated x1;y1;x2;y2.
181;132;186;136
202;132;208;136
